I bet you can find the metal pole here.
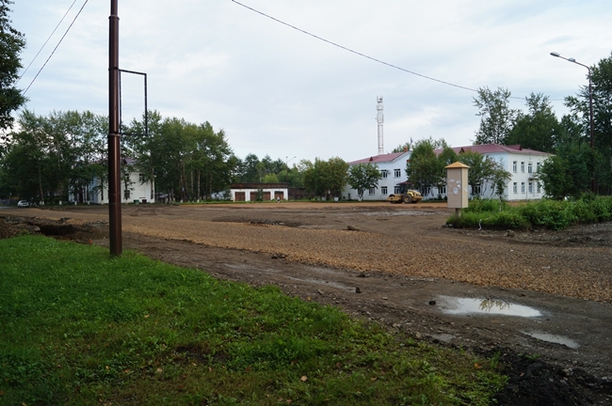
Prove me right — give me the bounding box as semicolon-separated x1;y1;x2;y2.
109;0;122;256
550;52;596;193
588;76;596;193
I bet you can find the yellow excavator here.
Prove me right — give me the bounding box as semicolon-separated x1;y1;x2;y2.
386;183;423;204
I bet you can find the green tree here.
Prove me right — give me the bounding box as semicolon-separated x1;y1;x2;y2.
457;151;494;197
303;157;348;199
565;52;612;194
406;138;456;192
473;87;519;145
506;93;560;153
0;0;26;133
538;131;593;199
126;113;236;202
391;142;411;153
2;110;107;202
347;163;382;200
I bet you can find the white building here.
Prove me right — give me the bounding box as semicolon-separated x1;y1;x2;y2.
345;144;552;201
449;144;552;201
344;151;411;201
72;159;155;204
230;183;290;202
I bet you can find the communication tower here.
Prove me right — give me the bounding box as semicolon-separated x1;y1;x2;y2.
376;96;384;155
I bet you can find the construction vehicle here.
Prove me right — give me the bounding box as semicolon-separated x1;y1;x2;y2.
386;183;423;204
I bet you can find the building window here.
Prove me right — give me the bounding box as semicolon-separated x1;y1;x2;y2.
520;162;525;173
439;185;446;195
513;182;517;194
394;168;401;178
381;170;388;179
422;187;431;196
512;161;517;173
394;185;401;194
536;162;541;172
537;182;542;193
368;188;376;196
139;173;146;183
528;163;533;174
381;186;388;195
528;182;533;194
473;185;482;196
521;182;525;193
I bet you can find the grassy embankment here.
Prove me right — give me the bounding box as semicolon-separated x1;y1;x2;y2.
1;235;506;405
447;195;612;230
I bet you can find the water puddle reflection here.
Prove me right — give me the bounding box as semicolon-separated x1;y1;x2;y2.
439;296;541;317
522;331;580;349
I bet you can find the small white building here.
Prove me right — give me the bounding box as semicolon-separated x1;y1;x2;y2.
344;151;411;201
230;183;290;202
345;144;552;201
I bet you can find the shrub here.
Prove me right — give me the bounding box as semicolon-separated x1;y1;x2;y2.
465;198;507;214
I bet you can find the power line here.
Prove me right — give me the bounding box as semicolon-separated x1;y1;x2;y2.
230;0;480;93
18;0;79;84
229;1;540;102
22;0;89;96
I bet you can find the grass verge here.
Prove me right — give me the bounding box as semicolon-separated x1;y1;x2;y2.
446;195;612;231
1;236;506;405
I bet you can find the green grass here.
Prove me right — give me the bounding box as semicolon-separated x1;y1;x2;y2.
447;195;612;231
1;236;506;405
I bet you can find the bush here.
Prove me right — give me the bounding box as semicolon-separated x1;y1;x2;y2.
465;198;507;213
486;210;530;230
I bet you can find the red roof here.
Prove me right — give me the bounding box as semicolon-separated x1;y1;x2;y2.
444;144;550;156
349;151;408;165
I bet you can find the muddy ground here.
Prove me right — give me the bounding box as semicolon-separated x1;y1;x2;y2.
2;202;612;405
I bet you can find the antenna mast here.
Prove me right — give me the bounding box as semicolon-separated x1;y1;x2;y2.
376;96;384;155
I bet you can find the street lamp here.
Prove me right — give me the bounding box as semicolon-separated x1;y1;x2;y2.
285;156;296;183
550;51;595;191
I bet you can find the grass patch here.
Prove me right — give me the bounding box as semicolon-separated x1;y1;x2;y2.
1;236;506;405
447;195;612;231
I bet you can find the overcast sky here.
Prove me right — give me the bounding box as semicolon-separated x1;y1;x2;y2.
11;0;612;164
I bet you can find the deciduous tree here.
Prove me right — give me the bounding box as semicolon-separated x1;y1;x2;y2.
347;163;382;200
0;0;26;132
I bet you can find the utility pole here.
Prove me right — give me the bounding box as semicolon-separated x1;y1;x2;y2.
108;0;122;256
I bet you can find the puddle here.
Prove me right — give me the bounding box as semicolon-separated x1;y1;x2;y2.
522;331;580;349
439;296;541;317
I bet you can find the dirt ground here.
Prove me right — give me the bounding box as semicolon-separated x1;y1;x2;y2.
2;202;612;405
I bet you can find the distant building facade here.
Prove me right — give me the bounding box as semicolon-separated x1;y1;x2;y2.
71;159;155;204
344;151;412;201
344;145;551;201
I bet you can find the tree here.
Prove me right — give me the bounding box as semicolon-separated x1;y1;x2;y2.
392;142;411;153
0;0;26;132
473;87;520;145
347;163;382;200
506;93;560;153
302;157;348;199
405;138;456;192
565;52;612;194
538;131;593;199
2;110;107;202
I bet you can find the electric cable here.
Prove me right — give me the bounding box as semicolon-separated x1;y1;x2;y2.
230;0;528;100
22;0;89;96
18;0;79;83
